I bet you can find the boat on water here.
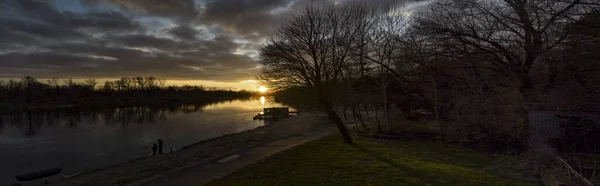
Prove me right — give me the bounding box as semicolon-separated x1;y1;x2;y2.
253;107;298;120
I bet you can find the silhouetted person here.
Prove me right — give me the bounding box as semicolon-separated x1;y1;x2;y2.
157;139;163;154
152;143;157;156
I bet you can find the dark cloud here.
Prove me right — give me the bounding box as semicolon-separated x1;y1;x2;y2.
0;47;257;81
64;11;144;32
48;42;148;60
0;0;260;82
2;0;416;83
6;0;64;21
0;52;112;71
0;29;257;81
84;0;198;21
201;35;238;53
105;34;189;51
0;0;143;47
0;17;85;41
200;0;293;40
167;25;199;40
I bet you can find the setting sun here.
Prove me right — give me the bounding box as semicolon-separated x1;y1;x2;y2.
258;86;268;93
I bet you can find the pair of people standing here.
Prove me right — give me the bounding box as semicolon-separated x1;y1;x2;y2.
151;139;163;156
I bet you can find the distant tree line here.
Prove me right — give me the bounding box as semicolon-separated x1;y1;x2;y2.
101;76;166;91
0;76;255;111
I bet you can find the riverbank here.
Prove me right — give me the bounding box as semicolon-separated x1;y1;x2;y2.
143;125;336;186
207;133;538;185
45;113;330;186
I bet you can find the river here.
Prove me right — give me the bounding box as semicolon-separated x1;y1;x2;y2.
0;96;288;185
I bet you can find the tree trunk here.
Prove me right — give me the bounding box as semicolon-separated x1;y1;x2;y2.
432;77;441;136
373;103;382;133
351;106;359;132
321;100;353;144
342;105;348;120
352;105;367;132
353;97;368;131
27;85;32;104
382;73;392;134
385;101;392;134
355;105;369;131
519;75;535;146
352;106;360;132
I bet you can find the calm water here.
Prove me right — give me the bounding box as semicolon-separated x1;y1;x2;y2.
0;96;286;184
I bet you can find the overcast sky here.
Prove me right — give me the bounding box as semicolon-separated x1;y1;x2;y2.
0;0;424;90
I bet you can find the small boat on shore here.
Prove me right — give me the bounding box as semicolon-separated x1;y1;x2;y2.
253;107;298;120
15;168;62;181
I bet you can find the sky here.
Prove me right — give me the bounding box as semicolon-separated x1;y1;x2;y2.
0;0;424;90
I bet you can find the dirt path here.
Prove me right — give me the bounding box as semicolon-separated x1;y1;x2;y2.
48;114;333;186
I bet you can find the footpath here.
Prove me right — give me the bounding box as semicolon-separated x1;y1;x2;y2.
141;127;335;186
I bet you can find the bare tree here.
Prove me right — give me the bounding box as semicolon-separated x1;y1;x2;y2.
157;78;167;88
133;76;146;90
103;81;115;91
21;76;37;103
413;0;597;102
406;0;599;145
116;77;133;91
64;78;76;89
46;78;59;88
84;78;97;90
361;1;412;134
260;2;371;143
144;76;158;90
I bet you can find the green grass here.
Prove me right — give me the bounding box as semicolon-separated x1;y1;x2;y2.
208;134;536;186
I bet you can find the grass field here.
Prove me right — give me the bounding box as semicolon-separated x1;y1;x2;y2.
208;134;536;186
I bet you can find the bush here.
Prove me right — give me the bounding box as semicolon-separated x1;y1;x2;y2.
436;85;527;154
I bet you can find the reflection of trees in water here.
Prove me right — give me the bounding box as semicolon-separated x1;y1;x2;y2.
0;102;220;137
105;106;174;126
1;112;43;137
25;112;41;137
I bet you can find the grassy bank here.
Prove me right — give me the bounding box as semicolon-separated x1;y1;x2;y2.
208;134;536;186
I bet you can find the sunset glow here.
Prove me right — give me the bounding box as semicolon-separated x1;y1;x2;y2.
258;86;268;93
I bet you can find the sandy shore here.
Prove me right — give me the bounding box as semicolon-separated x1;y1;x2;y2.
43;114;329;186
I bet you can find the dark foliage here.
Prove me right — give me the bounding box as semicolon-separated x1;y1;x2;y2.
272;87;319;112
553;115;600;153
